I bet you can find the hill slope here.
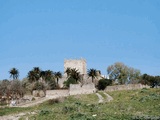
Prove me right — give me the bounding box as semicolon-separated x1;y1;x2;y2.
0;88;160;120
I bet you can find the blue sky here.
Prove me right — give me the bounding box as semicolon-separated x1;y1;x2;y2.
0;0;160;80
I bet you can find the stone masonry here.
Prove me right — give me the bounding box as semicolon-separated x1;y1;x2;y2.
69;83;96;95
64;58;87;75
105;84;150;91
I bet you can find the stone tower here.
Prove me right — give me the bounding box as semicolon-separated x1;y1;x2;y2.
64;58;87;75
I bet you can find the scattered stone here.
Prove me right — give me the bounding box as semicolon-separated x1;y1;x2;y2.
96;93;104;103
103;92;113;102
92;114;97;117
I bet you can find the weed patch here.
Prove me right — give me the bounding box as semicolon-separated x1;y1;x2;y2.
39;109;51;115
132;115;160;120
139;93;160;102
70;113;96;120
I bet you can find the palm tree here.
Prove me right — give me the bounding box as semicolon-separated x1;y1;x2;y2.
40;71;46;82
65;67;71;78
54;71;62;84
28;70;36;83
27;67;41;83
87;68;98;83
33;67;41;80
45;70;54;82
9;68;19;80
70;68;80;82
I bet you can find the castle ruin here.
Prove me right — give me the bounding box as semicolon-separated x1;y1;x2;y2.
64;58;87;75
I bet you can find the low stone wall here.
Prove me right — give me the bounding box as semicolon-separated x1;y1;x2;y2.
32;90;45;97
69;83;96;95
105;84;150;92
45;90;69;98
38;84;96;98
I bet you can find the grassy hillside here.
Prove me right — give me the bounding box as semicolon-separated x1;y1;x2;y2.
1;88;160;120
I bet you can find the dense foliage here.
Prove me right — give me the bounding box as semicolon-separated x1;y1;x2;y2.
26;67;61;92
63;77;77;88
0;79;25;105
97;79;112;90
140;74;160;87
65;68;81;82
107;62;141;84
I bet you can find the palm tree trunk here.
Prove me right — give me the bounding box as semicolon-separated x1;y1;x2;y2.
57;78;59;84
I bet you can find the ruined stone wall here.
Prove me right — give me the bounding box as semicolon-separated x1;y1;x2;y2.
46;90;69;98
64;59;87;74
34;84;150;98
69;83;96;95
43;84;96;98
105;84;150;92
32;90;45;97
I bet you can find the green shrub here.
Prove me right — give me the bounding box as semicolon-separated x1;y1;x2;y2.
132;115;160;120
140;88;148;93
74;101;82;106
39;109;51;115
97;79;112;90
139;93;160;102
63;77;77;88
70;113;96;120
31;97;35;101
48;98;60;104
62;106;75;114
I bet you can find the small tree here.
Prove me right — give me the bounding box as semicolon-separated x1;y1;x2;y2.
21;78;33;95
0;79;11;105
47;79;56;90
10;79;25;98
32;81;45;91
0;79;10;96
